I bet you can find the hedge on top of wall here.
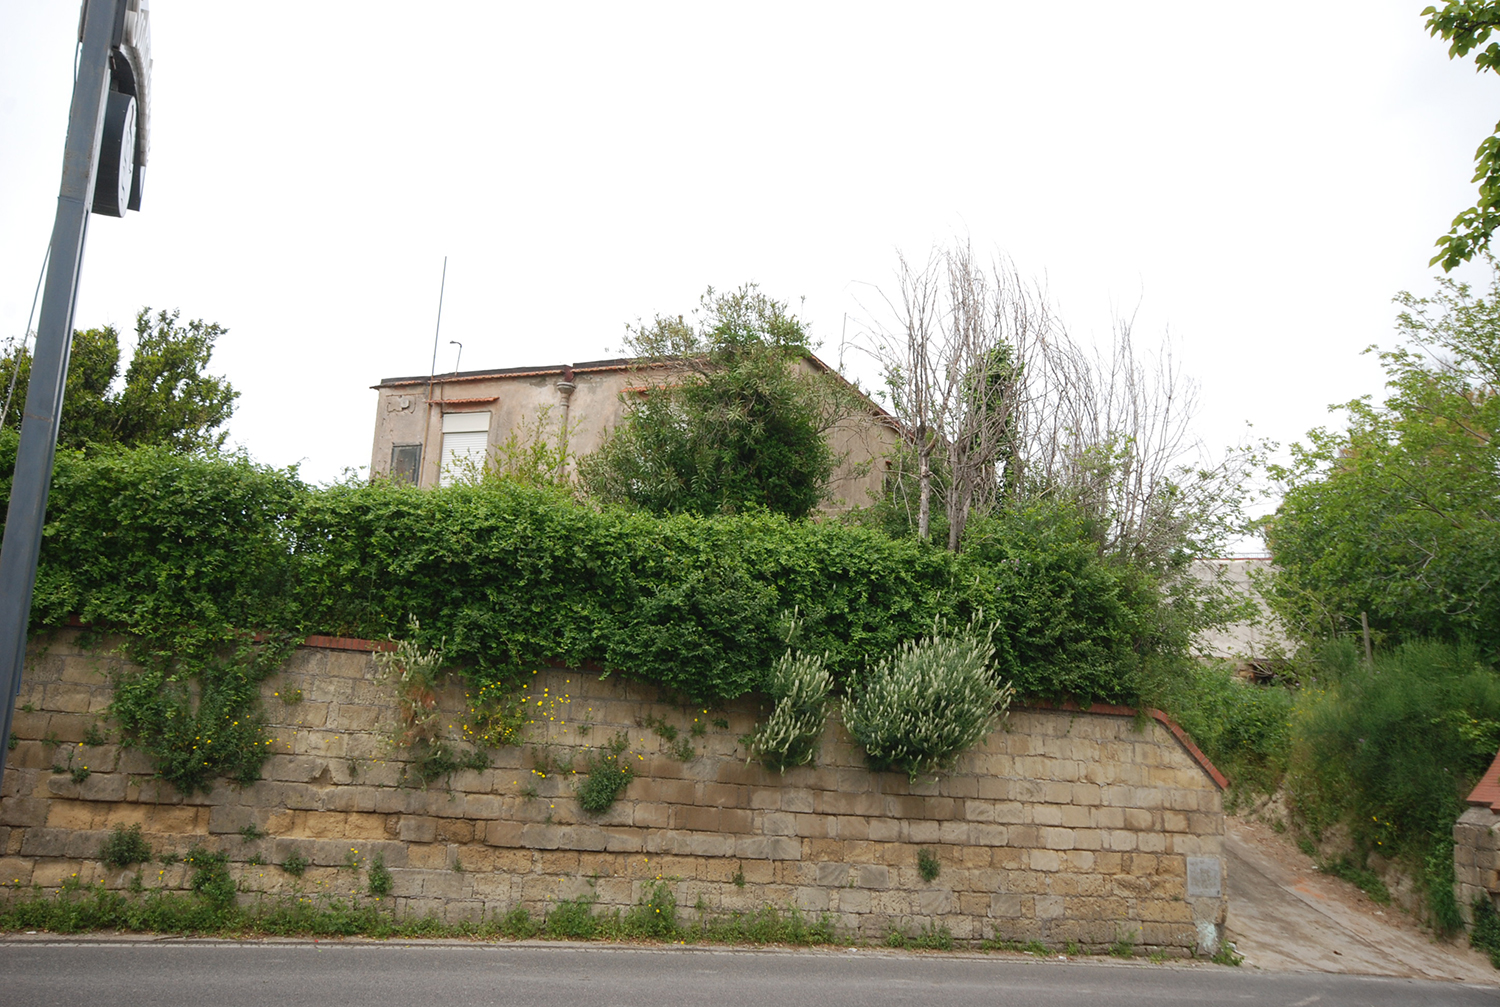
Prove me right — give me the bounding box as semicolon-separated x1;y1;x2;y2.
5;437;1158;709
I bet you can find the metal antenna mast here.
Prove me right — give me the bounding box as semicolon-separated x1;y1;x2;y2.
418;256;448;484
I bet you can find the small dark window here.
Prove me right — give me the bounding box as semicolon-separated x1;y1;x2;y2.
390;443;421;485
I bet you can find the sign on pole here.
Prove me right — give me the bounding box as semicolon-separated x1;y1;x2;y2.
0;0;153;782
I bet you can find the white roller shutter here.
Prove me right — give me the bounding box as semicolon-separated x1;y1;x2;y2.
439;412;490;486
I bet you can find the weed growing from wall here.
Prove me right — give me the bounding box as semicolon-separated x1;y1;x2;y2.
98;824;152;869
463;681;528;747
749;648;831;772
576;732;634;814
108;631;295;795
640;715;695;761
842;617;1013;781
916;848;941;883
184;847;234;910
367;854;393;898
375;623;504;786
281;852;309;878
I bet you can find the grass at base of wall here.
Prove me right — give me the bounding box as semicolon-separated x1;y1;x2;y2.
0;881;851;946
0;882;1214;958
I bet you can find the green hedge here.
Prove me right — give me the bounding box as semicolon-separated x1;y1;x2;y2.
7;438;1161;707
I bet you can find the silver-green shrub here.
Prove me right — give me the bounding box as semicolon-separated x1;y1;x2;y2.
841;619;1013;781
750;649;833;772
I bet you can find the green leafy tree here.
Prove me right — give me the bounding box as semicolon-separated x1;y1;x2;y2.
1267;261;1500;653
1425;2;1500;270
580;285;853;519
0;307;237;452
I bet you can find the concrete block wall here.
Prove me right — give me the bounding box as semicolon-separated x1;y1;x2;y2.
0;631;1227;953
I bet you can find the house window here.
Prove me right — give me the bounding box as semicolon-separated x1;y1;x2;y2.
389;443;421;485
439;411;490;486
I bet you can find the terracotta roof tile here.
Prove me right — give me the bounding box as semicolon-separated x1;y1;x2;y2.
1468;748;1500;810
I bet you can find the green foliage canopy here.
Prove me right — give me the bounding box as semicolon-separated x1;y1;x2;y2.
1425;2;1500;270
0;308;237;452
1267;264;1500;654
580;285;849;520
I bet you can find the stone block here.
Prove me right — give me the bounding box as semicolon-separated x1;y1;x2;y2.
45;801;96;831
45;776;79;800
0;857;33;885
795;814;833;839
1032;805;1063;826
207;805;258;835
604;829;643;853
1035;894;1064;919
400;817;438;843
434;820;475;844
1030;850;1061;872
748;788;779;810
1137;832;1167;854
521;824;562;849
1042;827;1075;850
1007;825;1038;849
423;871;472;899
43;683;93;714
794;886;830;911
938;821;969;845
72;772;122;804
763;812;796;836
907;820;940;844
633;803;668;829
780;788;815;813
713;808;751;834
917;888;952;915
835;816;869;841
19;828;73;857
838;888;871;913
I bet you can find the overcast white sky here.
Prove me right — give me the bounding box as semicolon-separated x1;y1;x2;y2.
2;3;1496;543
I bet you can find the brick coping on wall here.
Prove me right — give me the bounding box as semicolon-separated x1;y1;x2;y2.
286;633;1231;792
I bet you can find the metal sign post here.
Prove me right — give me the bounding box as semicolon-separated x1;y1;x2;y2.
0;0;151;783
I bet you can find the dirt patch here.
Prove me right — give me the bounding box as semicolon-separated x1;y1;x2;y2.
1225;815;1497;982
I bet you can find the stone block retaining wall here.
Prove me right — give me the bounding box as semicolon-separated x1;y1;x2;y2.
1456;806;1500;926
0;631;1227;953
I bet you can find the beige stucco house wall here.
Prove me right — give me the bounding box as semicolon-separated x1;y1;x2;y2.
369;354;901;512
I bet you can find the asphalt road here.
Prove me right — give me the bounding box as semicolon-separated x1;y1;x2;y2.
0;941;1493;1007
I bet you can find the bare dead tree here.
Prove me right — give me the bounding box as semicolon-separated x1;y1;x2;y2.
859;241;1257;564
858;241;1051;548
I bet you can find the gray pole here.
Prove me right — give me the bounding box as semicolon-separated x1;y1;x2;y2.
0;0;121;782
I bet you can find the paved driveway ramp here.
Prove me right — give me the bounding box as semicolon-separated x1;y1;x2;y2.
1225;817;1496;983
